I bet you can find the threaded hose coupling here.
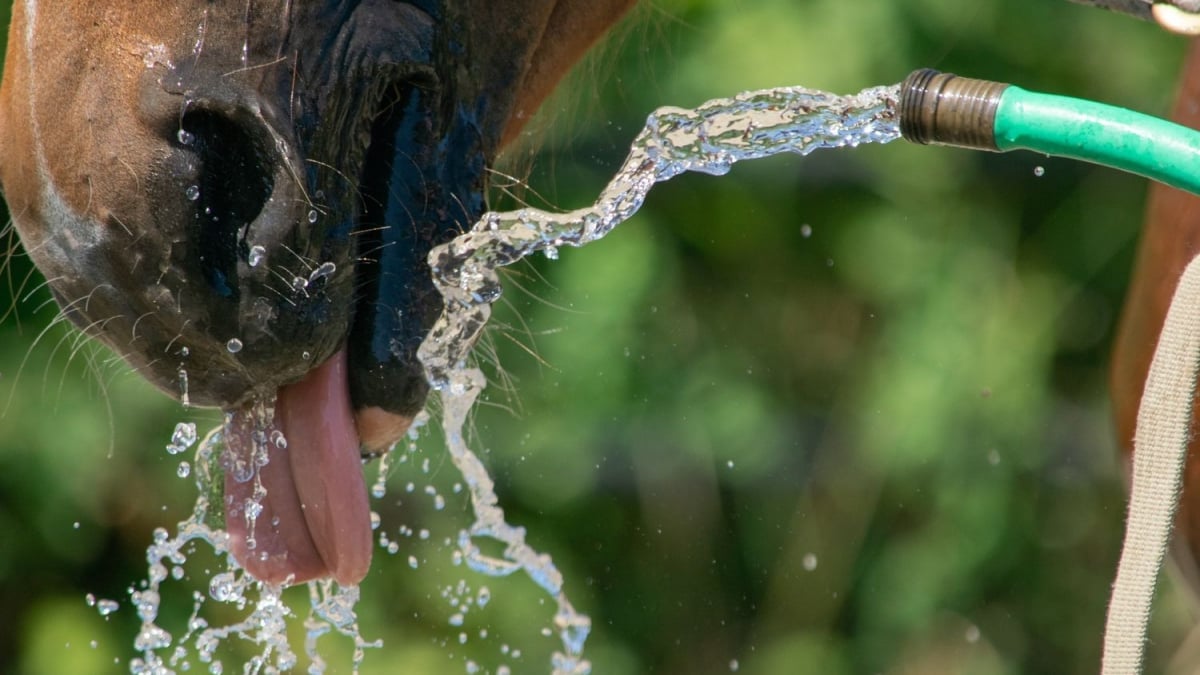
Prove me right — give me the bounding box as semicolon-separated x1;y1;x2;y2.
899;69;1010;151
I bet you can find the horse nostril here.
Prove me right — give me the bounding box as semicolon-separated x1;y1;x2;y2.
179;109;275;300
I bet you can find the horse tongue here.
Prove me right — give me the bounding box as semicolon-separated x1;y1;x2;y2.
224;349;372;586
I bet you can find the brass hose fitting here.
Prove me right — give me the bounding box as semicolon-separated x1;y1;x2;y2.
899;69;1010;151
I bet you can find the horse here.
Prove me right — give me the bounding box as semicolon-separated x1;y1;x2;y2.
0;0;635;587
7;0;1200;659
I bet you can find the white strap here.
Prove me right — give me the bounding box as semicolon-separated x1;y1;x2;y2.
1102;251;1200;673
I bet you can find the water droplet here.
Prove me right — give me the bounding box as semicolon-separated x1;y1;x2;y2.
965;624;981;643
370;511;381;530
988;449;1001;466
167;422;198;455
177;461;191;478
802;553;818;571
186;185;200;201
308;261;336;284
729;659;740;672
176;129;194;145
448;613;464;627
307;209;319;224
543;245;560;260
1033;165;1045;177
132;590;160;623
250;297;276;330
270;429;287;449
208;572;238;602
180;346;190;357
97;599;120;616
226;338;243;354
408;555;419;569
177;368;189;408
247;245;265;267
244;499;263;521
301;351;311;360
800;224;813;238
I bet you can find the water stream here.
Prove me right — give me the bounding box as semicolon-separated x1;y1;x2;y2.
115;82;900;674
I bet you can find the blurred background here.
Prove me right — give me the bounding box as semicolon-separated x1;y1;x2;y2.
0;1;1195;673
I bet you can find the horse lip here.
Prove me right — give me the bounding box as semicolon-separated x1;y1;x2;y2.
341;77;487;421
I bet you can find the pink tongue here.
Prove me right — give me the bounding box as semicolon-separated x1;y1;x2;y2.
224;349;372;586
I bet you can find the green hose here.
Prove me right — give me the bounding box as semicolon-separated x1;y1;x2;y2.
901;69;1200;674
899;69;1200;196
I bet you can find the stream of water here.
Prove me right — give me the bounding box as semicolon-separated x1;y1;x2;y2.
116;82;900;675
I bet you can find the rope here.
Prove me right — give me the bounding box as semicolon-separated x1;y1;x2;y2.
1102;252;1200;673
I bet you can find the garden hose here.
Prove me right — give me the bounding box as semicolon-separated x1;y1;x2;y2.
900;67;1200;675
899;68;1200;196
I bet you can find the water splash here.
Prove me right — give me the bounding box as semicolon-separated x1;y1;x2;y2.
125;426;379;675
420;83;899;388
417;83;900;673
115;82;899;674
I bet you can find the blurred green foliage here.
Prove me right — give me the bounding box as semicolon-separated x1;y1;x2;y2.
0;1;1195;673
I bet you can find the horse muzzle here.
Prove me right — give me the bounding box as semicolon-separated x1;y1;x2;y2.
0;0;636;586
0;1;492;585
3;3;486;420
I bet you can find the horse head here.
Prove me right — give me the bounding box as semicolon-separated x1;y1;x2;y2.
0;0;635;585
